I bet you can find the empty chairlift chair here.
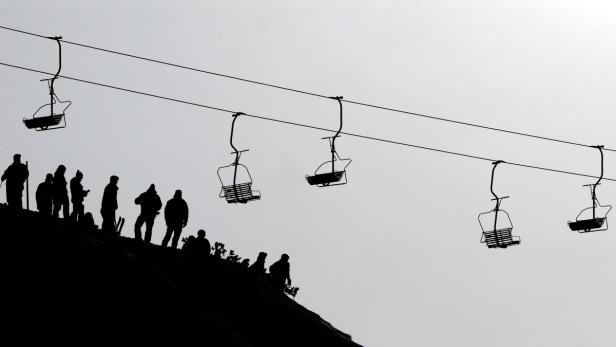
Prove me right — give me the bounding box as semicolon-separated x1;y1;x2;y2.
568;146;612;233
217;113;261;204
23;36;72;131
306;96;351;187
477;161;521;248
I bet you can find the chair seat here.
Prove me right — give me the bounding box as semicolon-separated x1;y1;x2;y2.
24;114;64;129
568;218;605;231
306;171;344;186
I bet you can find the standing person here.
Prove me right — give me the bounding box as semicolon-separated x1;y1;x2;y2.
52;165;69;218
36;173;54;216
269;254;292;291
162;190;188;249
134;184;162;243
69;170;90;223
1;154;29;210
101;175;119;233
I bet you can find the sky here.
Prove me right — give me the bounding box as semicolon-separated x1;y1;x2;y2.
2;1;616;346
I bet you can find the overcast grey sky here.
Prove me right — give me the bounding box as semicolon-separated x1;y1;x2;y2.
2;1;616;346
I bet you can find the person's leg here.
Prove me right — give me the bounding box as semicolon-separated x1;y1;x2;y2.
76;202;84;222
69;202;81;223
162;226;173;247
69;204;76;222
15;189;23;210
134;214;145;241
101;210;114;233
53;198;60;217
62;195;70;219
100;210;108;231
4;185;9;206
171;226;183;249
144;215;155;243
111;210;117;233
6;185;18;209
40;204;49;216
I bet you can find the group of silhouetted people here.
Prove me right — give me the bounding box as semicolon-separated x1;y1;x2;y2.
132;185;189;247
2;154;192;248
3;154;294;293
180;234;292;292
182;229;211;254
249;252;292;291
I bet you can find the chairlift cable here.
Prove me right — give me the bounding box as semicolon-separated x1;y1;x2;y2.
1;60;614;183
0;24;614;152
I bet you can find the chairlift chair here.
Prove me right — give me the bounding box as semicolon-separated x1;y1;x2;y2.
477;161;521;248
568;146;612;233
306;136;352;187
23;36;72;131
217;113;261;204
306;96;352;187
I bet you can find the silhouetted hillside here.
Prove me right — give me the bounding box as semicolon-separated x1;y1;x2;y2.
0;204;362;346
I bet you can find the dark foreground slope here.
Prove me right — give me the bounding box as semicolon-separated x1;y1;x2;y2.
0;205;362;347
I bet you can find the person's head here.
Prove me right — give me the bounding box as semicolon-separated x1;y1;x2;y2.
13;154;21;164
45;173;53;183
110;175;119;184
84;212;94;223
55;164;66;175
174;189;182;199
257;252;267;262
281;254;289;262
197;229;206;238
75;170;83;180
147;184;156;193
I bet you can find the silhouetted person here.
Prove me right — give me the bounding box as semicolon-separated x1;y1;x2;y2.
249;252;267;278
52;165;69;218
269;254;292;291
101;175;119;233
1;154;29;209
182;235;196;251
193;229;211;256
134;184;162;243
79;212;98;232
162;190;188;249
70;170;90;223
35;173;54;216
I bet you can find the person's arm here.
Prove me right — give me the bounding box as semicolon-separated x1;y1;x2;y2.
286;264;292;285
183;201;189;226
35;185;42;206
